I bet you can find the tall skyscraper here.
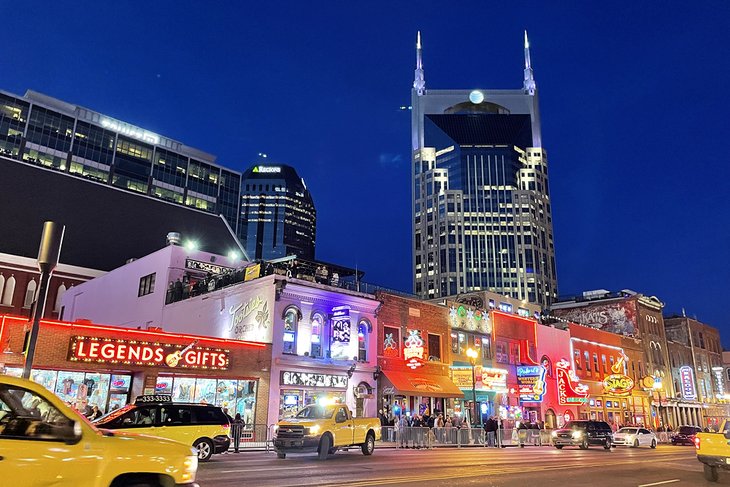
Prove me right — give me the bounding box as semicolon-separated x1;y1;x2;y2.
411;32;557;307
240;163;316;261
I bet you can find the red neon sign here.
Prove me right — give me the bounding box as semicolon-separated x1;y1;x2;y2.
556;359;589;406
69;336;229;370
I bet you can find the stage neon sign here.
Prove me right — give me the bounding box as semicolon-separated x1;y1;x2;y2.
404;330;425;369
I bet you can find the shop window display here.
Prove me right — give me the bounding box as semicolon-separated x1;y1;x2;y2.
159;376;257;425
6;368;129;414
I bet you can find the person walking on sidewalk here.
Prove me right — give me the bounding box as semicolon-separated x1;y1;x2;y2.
231;413;245;453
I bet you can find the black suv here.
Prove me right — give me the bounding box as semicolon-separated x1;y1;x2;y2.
552;420;613;450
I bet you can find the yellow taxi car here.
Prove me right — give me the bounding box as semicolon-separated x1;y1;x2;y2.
0;375;198;487
94;395;231;461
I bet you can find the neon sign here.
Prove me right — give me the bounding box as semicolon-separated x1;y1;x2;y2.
603;354;634;396
404;330;424;369
556;359;589;405
517;365;547;403
69;336;229;369
680;366;697;400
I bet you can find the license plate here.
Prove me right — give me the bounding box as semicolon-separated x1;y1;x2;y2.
289;440;303;447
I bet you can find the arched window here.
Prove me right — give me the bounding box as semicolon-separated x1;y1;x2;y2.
0;274;5;304
357;319;371;362
1;274;15;306
23;279;37;309
54;282;67;313
282;306;301;355
310;312;325;358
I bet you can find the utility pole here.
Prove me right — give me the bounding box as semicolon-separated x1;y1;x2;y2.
22;221;65;379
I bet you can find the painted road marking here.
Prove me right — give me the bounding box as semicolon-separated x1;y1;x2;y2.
638;481;680;487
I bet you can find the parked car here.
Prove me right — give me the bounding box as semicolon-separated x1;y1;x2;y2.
672;425;703;446
551;420;613;450
94;395;230;461
612;427;657;448
0;376;199;486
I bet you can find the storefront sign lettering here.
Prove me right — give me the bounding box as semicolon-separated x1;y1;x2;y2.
228;295;270;340
185;258;234;275
680;366;697;400
603;374;635;396
281;371;348;389
556;359;589;405
450;366;508;392
516;365;547;403
69;336;229;370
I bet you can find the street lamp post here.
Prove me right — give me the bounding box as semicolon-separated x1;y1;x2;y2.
653;379;663;429
466;348;480;426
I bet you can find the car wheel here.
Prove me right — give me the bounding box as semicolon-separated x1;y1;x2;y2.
276;452;286;459
633;439;639;448
555;445;563;449
650;439;656;449
704;464;719;482
361;432;375;456
318;435;332;461
194;438;214;462
604;439;612;450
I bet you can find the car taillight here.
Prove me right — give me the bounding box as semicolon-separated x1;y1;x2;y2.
222;424;230;429
694;436;701;449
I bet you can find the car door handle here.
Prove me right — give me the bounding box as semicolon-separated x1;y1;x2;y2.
0;456;4;461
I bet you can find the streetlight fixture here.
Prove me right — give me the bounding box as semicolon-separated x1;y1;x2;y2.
466;347;480;426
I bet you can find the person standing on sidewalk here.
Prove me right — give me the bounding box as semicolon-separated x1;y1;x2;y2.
231;413;245;453
484;416;497;447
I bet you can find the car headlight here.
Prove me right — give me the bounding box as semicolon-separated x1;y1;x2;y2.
180;455;198;483
572;431;583;439
306;425;321;436
551;431;558;438
273;425;279;433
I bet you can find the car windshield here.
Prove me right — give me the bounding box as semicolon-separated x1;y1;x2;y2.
679;426;698;435
617;428;638;434
295;406;335;419
563;421;589;430
94;404;133;425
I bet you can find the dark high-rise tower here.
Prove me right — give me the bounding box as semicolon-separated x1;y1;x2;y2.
239;163;316;261
411;31;557;307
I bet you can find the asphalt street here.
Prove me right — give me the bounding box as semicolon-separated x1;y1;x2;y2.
196;444;721;486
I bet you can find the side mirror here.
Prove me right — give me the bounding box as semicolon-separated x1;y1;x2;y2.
63;421;83;445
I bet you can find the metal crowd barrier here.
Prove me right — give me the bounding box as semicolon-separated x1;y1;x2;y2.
378;426;554;449
227;424;274;452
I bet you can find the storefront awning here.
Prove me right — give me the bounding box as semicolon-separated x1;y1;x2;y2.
381;370;464;398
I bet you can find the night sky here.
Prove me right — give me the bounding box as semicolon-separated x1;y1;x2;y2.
6;2;730;344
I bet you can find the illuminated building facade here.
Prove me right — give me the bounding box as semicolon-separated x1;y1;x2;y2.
240;163;316;261
411;32;557;306
0;89;242;232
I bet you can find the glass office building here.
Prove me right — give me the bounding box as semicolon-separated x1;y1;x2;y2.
0;89;241;233
240;164;316;261
411;32;557;307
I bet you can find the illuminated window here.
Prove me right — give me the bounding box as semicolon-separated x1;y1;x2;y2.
574;349;582;370
358;320;370;362
1;275;15;306
310;312;325;358
593;353;599;373
282;307;300;355
602;354;607;374
584;351;591;375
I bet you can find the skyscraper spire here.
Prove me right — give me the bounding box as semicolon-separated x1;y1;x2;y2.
414;31;425;95
523;30;536;95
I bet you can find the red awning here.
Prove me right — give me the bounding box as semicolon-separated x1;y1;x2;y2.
382;370;464;398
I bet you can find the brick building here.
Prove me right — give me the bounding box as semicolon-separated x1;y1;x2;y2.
0;314;271;425
375;292;462;421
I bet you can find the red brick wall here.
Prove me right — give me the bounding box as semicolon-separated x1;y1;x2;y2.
375;292;451;377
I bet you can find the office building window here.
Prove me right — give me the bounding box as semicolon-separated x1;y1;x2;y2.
138;273;156;297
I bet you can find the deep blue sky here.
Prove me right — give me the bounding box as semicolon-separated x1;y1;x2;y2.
6;2;730;343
